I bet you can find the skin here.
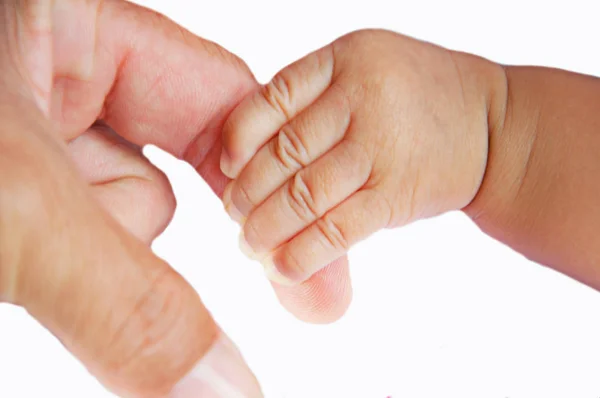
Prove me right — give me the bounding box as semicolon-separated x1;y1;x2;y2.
0;0;350;396
3;2;598;396
221;29;600;294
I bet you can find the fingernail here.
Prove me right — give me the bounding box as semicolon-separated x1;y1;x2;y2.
261;256;296;286
226;202;245;225
238;232;263;261
223;183;245;224
169;332;263;398
222;181;233;205
220;149;234;179
238;233;295;285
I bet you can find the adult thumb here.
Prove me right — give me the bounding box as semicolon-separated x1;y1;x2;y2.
0;105;262;398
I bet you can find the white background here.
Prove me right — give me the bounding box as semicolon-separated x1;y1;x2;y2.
1;0;600;397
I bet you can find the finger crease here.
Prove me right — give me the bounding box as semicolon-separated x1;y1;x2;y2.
265;75;293;120
275;127;307;170
317;216;348;251
289;173;319;221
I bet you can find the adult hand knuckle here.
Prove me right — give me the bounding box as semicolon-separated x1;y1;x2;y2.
104;270;190;386
0;164;44;301
0;161;47;253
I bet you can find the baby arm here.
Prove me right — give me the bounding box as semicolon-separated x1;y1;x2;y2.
465;66;600;289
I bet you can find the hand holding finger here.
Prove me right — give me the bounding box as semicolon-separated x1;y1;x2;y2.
221;30;493;287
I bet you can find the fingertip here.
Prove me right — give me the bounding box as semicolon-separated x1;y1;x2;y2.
269;244;317;286
222;180;233;204
261;256;297;287
223;182;245;225
238;231;298;286
273;256;353;324
169;331;263;398
238;230;263;261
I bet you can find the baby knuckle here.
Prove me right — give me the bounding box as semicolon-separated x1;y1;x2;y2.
272;124;309;171
287;173;319;222
344;138;372;176
262;73;295;119
374;189;394;228
328;82;353;117
316;215;349;251
313;44;336;77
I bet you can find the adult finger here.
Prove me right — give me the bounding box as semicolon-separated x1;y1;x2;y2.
9;0;352;324
0;103;262;398
68;123;176;243
201;138;355;323
271;256;353;324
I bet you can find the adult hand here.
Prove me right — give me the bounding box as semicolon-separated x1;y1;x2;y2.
1;0;264;396
0;0;352;396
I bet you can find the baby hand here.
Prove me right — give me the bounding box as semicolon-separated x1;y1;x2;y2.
221;29;502;285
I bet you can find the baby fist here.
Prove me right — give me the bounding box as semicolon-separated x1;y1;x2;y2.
221;29;504;285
